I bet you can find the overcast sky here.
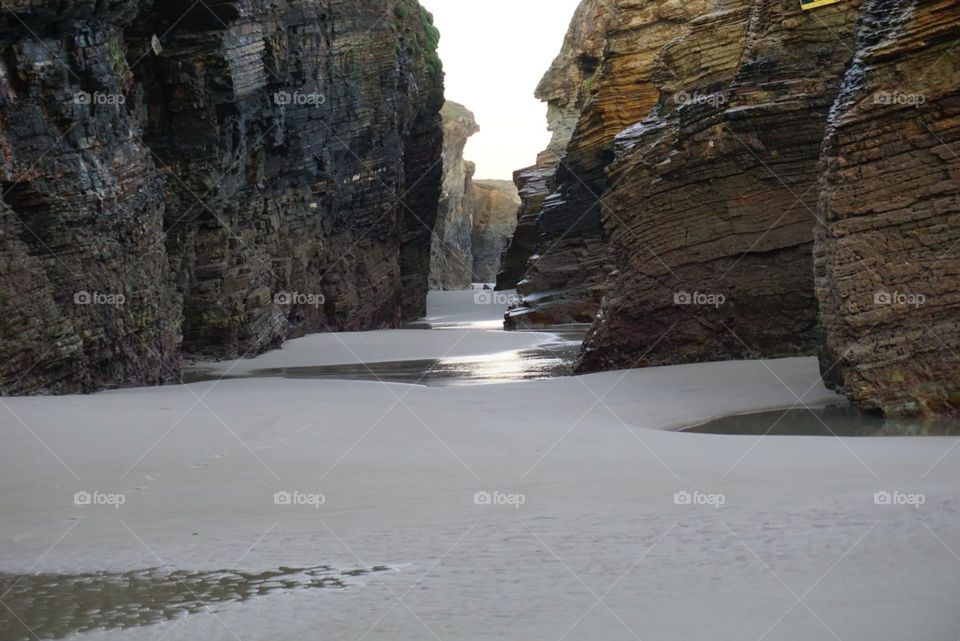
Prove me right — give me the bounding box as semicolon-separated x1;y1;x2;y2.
419;0;582;180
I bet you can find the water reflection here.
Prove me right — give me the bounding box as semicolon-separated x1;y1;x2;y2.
0;565;390;640
186;325;590;386
247;341;581;386
684;406;960;437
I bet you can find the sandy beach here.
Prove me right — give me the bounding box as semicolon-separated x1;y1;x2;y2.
1;292;958;640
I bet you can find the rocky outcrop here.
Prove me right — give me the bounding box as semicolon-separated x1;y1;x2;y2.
568;0;959;416
815;0;960;417
506;0;752;328
0;0;443;394
429;103;521;288
496;163;553;291
430;101;479;290
578;0;861;371
495;0;612;318
0;0;183;394
468;179;520;283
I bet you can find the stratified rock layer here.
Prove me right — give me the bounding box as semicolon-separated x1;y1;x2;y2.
430;101;479;290
815;0;960;417
496;0;612;306
468;179;520;283
136;0;444;357
579;0;861;371
0;0;443;393
505;0;728;327
0;0;181;394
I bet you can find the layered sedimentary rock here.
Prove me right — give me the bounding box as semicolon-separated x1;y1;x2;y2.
0;0;182;394
495;0;612;312
468;179;520;283
430;101;479;290
571;0;960;416
0;0;443;393
815;0;960;417
136;0;444;356
577;0;861;371
507;0;744;327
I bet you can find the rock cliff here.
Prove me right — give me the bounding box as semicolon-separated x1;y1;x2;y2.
815;0;960;417
579;0;861;370
0;0;443;394
564;0;959;416
495;0;612;321
468;179;520;283
430;100;479;290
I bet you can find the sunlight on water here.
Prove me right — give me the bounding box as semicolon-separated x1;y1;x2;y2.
186;325;590;386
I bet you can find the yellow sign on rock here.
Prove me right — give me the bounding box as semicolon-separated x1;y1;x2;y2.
801;0;843;8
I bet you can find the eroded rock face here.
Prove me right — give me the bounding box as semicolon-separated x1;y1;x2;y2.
136;0;444;357
468;179;519;283
505;0;734;327
0;0;182;394
570;0;959;416
815;0;960;417
430;101;479;290
0;0;443;392
578;0;861;371
495;0;612;311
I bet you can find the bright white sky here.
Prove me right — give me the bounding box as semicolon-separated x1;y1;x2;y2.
419;0;582;180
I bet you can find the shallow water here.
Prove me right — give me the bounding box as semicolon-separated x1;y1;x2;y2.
186;325;589;386
684;406;960;437
0;565;390;640
244;342;581;386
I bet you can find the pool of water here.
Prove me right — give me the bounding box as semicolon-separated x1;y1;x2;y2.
0;565;391;640
244;341;581;386
683;405;960;437
185;325;590;387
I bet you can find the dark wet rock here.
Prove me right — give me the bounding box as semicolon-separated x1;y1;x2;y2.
0;0;181;394
0;0;444;393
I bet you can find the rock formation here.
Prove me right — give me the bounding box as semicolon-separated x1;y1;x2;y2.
495;0;613;324
429;102;520;288
468;179;520;283
578;0;861;370
815;0;960;417
430;101;479;290
0;0;443;394
564;0;958;416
